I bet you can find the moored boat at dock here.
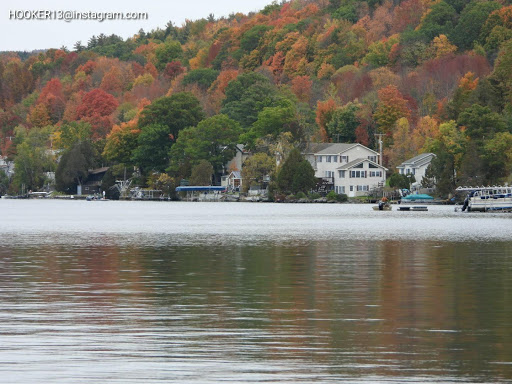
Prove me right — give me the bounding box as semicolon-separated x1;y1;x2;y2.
457;186;512;212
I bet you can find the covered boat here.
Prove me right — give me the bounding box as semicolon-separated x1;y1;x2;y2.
400;194;434;204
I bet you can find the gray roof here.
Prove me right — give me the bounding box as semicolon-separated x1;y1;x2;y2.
315;143;358;155
88;167;109;175
230;171;241;179
303;143;333;154
397;153;435;168
336;158;388;171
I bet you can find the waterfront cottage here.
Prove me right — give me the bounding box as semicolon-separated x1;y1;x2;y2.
80;167;109;195
312;143;387;197
225;171;242;192
396;153;435;192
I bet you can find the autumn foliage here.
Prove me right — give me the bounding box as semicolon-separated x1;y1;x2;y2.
2;0;512;194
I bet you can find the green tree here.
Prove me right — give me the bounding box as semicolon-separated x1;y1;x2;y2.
388;173;414;189
189;160;214;186
55;140;98;193
241;152;275;192
426;121;466;196
326;102;360;142
457;104;506;142
421;164;436;189
182;68;220;89
0;169;9;195
221;72;280;129
12;126;54;192
103;123;139;166
481;132;512;183
276;148;316;194
242;99;296;148
451;1;501;51
240;25;272;53
488;39;512;110
168;114;242;179
132;124;171;174
134;92;204;173
362;36;399;68
138;92;204;140
55;121;92;150
155;40;183;70
418;1;457;41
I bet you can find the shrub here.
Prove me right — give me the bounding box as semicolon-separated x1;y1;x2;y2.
295;191;307;199
326;190;348;202
308;192;321;200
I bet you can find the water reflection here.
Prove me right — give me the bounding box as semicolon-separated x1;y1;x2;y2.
1;235;512;383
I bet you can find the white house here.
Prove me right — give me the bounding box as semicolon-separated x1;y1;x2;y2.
396;153;435;191
225;144;250;174
0;156;14;178
221;144;250;188
313;143;387;197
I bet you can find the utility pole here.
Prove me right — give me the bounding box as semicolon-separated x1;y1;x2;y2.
374;133;384;165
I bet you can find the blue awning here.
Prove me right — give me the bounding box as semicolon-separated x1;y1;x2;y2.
175;186;226;192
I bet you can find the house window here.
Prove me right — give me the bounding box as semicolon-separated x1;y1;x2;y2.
412;169;416;175
325;171;334;178
354;163;364;168
341;186;345;194
318;156;322;162
368;156;377;162
338;170;345;178
370;171;382;177
350;170;367;178
326;156;331;163
357;185;369;192
341;155;349;163
406;169;411;175
332;156;337;162
350;186;353;191
369;163;378;169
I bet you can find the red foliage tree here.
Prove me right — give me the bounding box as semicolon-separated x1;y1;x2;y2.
206;41;222;66
291;75;313;103
36;78;66;123
76;89;119;139
164;61;185;80
131;62;145;77
144;62;158;79
391;0;426;34
76;60;96;75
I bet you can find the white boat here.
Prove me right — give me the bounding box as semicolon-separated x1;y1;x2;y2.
457;186;512;212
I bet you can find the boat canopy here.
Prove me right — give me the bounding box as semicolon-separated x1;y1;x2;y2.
175;186;226;192
402;194;434;200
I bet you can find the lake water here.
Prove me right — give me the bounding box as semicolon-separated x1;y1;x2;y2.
1;200;512;383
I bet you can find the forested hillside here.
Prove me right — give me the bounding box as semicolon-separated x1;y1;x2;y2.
1;0;512;197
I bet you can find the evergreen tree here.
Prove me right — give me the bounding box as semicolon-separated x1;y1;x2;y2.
277;148;316;194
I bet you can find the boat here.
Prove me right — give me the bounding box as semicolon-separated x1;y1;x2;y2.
398;206;428;211
400;193;434;204
373;205;392;211
457;186;512;212
373;197;391;211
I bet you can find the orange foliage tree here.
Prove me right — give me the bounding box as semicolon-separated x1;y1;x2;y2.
315;98;336;142
374;85;411;138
